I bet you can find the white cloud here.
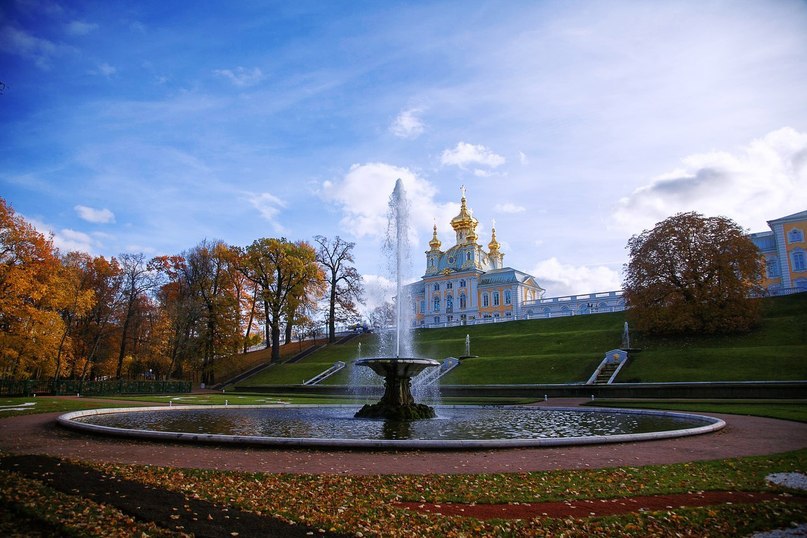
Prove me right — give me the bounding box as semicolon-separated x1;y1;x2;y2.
321;162;452;242
75;205;115;223
389;107;425;139
614;127;807;234
530;257;622;297
66;20;98;36
28;216;101;254
54;228;98;253
518;151;528;165
245;192;287;232
0;26;59;69
96;62;116;77
494;203;525;214
214;66;264;87
441;142;506;171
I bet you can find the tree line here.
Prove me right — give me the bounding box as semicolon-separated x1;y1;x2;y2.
0;197;363;383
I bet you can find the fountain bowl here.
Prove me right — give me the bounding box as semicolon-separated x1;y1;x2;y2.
353;357;440;420
354;357;440;377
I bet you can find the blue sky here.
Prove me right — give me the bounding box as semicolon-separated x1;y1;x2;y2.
2;0;807;307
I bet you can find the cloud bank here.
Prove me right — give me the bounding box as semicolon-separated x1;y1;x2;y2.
614;128;807;233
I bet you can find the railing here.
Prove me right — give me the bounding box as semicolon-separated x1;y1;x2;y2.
418;357;461;386
303;361;346;386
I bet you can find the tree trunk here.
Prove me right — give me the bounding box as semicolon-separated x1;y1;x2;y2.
284;320;293;345
271;321;282;362
328;285;337;343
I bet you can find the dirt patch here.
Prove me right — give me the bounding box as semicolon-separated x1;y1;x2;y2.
0;454;347;538
397;491;807;520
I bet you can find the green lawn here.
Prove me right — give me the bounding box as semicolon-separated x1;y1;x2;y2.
233;293;807;386
587;399;807;423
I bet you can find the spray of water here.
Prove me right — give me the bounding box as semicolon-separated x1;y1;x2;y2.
380;178;414;358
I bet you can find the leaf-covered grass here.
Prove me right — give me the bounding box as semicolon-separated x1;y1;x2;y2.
0;469;173;537
89;449;807;537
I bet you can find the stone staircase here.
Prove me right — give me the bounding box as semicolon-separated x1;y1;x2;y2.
594;361;620;384
586;349;629;385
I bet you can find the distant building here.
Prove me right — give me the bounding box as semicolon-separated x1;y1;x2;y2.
405;189;544;327
750;210;807;294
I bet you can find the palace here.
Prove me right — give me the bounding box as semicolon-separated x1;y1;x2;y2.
750;209;807;294
406;188;548;327
404;201;806;329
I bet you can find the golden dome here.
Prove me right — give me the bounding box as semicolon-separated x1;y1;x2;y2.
451;187;479;244
429;223;441;250
488;223;500;253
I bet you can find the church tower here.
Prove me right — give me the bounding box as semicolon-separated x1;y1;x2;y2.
408;185;544;328
450;187;479;245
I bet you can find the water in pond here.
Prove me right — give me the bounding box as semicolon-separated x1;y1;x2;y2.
76;406;708;441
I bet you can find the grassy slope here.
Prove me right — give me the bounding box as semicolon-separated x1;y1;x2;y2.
236;293;807;386
620;293;807;382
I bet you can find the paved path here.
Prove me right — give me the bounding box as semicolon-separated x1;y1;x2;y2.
1;399;805;475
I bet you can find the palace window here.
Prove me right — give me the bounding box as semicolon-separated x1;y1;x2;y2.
459;293;466;309
446;295;454;312
788;228;804;243
447;282;453;289
493;292;500;306
433;296;441;312
504;290;512;305
792;249;806;272
433;283;439;291
766;258;780;278
482;293;489;307
420;300;425;314
459;279;466;288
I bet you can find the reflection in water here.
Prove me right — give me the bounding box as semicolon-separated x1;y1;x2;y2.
77;406;710;441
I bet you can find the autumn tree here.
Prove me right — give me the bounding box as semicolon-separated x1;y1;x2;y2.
240;238;323;362
52;252;98;381
0;198;80;380
152;257;201;380
314;235;364;342
178;240;243;384
623;212;763;335
73;255;123;381
115;253;161;379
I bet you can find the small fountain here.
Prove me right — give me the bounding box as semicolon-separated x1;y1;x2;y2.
354;179;439;420
621;322;630;350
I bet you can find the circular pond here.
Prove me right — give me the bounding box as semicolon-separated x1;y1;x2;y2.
58;405;724;449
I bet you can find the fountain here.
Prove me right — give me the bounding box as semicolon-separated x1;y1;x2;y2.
353;179;439;420
57;180;725;449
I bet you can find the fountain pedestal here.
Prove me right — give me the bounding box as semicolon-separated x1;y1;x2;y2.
354;358;439;420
